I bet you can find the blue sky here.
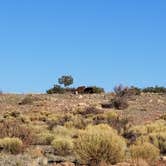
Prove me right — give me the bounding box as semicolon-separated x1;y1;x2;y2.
0;0;166;93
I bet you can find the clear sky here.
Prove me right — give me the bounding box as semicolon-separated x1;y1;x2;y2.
0;0;166;93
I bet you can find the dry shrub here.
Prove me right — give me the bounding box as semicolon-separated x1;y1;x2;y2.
65;115;93;129
47;113;72;130
0;119;34;146
51;137;73;156
52;125;78;138
124;120;166;143
18;95;34;105
0;137;23;154
114;85;141;97
130;143;159;165
111;97;129;110
102;97;129;110
74;124;126;165
35;132;55;145
136;132;166;154
76;107;103;117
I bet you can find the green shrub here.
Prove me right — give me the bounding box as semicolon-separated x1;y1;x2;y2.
91;86;105;94
130;143;159;164
74;124;126;165
142;86;166;93
46;85;65;94
0;137;23;154
58;75;74;87
51;137;73;155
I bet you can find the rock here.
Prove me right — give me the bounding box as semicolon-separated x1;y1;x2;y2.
158;99;164;104
114;162;131;166
161;156;166;161
61;162;75;166
38;157;48;165
78;103;87;107
45;154;76;164
78;95;83;99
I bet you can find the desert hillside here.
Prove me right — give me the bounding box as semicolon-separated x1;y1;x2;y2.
0;92;166;166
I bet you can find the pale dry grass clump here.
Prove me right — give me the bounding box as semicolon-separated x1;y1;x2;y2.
35;132;55;145
0;137;23;154
74;124;126;165
51;137;73;156
129;142;159;165
125;120;166;153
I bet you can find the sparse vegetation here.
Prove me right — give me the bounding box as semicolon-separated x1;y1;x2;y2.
0;85;166;165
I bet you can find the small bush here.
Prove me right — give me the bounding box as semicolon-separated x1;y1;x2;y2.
92;111;119;127
46;84;65;94
18;95;34;105
65;87;76;93
130;143;159;164
76;107;103;117
110;97;128;110
114;85;141;97
91;86;105;94
0;137;23;154
51;137;73;155
136;132;166;153
102;97;128;110
125;120;166;138
105;111;118;121
114;84;128;97
47;114;72;130
36;132;55;145
142;86;166;93
74;124;126;165
83;86;104;94
64;115;92;129
124;120;166;145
